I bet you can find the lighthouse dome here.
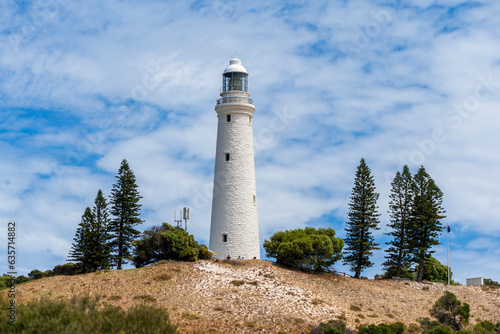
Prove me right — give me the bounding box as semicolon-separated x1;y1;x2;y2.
223;58;248;74
221;58;249;93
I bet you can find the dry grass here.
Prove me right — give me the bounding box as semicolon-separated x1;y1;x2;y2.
5;259;500;334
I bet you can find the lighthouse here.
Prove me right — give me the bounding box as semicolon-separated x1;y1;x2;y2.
209;58;260;260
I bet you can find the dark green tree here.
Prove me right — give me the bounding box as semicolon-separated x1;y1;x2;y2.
28;269;45;280
383;165;414;278
415;256;457;284
430;291;470;331
90;189;112;271
68;207;94;273
409;166;446;282
484;278;500;288
263;227;344;271
109;159;143;270
52;263;80;276
343;158;381;278
68;190;113;273
0;275;15;290
132;223;199;267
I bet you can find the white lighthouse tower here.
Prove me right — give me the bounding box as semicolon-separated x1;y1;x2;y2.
209;58;260;260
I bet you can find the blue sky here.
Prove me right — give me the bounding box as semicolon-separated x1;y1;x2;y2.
1;0;499;284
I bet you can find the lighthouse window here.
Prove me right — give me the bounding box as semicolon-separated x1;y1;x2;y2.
222;234;228;242
225;153;231;161
222;72;248;92
226;114;231;122
253;195;256;205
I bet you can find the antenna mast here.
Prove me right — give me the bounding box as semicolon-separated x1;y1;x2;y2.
183;207;190;232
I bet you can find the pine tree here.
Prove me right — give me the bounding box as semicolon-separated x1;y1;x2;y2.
67;190;113;273
109;159;143;270
343;158;381;278
383;165;414;278
409;166;446;282
90;189;112;271
68;207;94;273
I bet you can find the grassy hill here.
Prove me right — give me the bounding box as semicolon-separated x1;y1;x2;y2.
6;260;500;333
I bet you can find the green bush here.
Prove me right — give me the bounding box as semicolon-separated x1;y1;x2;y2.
316;320;347;334
132;223;199;267
418;317;442;332
430;292;470;331
358;322;405;334
425;326;452;334
0;275;15;290
415;257;459;284
390;322;405;334
263;227;343;271
483;279;500;288
473;320;500;334
27;269;56;280
382;266;416;280
28;269;45;280
0;294;177;333
53;263;81;276
198;244;212;260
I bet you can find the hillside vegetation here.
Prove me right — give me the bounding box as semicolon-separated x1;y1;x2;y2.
5;260;500;333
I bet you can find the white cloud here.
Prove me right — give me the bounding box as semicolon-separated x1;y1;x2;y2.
0;0;499;280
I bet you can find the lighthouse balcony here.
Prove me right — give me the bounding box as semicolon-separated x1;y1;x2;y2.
217;96;254;105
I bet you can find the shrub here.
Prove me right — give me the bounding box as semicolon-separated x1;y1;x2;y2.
415;257;459;284
0;295;177;333
0;275;15;290
28;269;45;280
314;320;347;334
390;322;405;334
473;320;500;334
198;244;212;260
15;275;31;284
358;322;405;334
430;292;470;330
107;295;122;301
230;280;245;287
263;227;343;271
133;295;157;303
418;317;442;332
132;223;199;267
155;273;172;281
350;305;362;311
425;326;452;334
483;279;500;288
181;312;200;320
407;323;421;334
382;266;416;280
53;263;81;276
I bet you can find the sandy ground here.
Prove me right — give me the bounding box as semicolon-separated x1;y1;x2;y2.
8;260;500;333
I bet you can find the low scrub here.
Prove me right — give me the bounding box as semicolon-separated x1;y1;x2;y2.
0;294;176;333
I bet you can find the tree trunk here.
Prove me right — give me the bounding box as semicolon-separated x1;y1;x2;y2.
355;245;363;279
396;246;402;277
417;255;425;282
117;222;123;270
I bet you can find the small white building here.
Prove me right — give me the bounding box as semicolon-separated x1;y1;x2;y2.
209;58;260;260
466;277;483;286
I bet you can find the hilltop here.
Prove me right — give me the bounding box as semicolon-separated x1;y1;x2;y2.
11;260;500;333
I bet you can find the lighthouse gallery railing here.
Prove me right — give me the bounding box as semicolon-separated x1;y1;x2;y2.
217;96;254;105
